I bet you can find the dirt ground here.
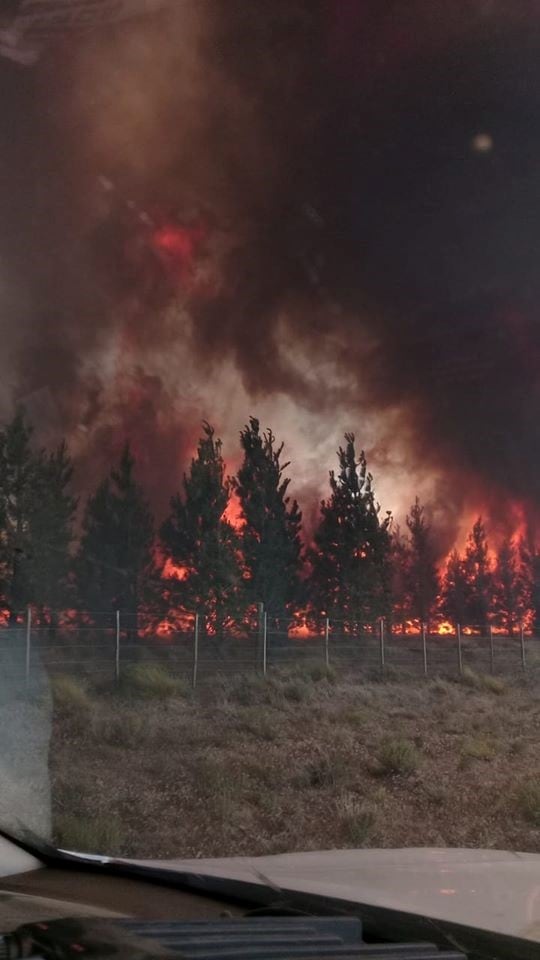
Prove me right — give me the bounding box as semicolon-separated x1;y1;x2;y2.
49;667;540;859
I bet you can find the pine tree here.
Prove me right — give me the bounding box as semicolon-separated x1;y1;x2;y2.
76;444;157;631
530;549;540;634
27;441;78;622
464;517;493;629
160;423;241;630
235;417;303;616
389;526;409;633
0;409;38;621
309;434;392;625
404;498;439;628
494;537;532;634
441;549;467;625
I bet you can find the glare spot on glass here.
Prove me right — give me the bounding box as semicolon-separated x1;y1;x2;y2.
471;132;494;153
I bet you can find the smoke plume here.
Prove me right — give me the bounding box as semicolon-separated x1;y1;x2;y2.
1;0;540;548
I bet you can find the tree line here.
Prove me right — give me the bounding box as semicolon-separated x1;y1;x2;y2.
0;409;537;635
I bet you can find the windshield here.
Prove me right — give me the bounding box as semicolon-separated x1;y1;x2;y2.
0;0;539;862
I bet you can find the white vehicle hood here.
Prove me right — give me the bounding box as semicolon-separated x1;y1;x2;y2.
125;847;540;945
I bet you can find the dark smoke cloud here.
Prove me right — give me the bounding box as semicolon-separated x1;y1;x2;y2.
1;1;540;537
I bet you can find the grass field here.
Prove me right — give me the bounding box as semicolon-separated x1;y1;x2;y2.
49;665;540;859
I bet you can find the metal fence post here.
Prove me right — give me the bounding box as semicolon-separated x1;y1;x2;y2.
489;626;495;674
115;610;120;683
257;601;264;669
25;606;32;685
324;618;330;668
192;613;199;689
457;624;463;675
520;625;527;671
422;623;428;676
379;618;385;673
262;612;268;676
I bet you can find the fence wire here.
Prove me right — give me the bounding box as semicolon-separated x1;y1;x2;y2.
0;613;538;687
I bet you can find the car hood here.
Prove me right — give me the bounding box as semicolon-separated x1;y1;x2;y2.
122;847;540;944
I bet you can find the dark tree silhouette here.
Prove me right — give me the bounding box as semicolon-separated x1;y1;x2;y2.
160;423;241;633
28;441;77;622
77;444;157;633
389;525;409;633
441;549;468;626
309;434;392;626
464;517;493;630
404;498;440;628
0;409;38;621
235;417;303;617
494;537;532;634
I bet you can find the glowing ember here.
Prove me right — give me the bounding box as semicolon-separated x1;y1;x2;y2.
162;557;188;580
288;620;313;639
152;222;205;284
222;493;245;530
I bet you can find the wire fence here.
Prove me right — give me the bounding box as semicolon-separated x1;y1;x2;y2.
0;609;539;688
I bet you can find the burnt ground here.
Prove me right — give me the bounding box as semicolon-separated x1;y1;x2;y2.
49;667;540;859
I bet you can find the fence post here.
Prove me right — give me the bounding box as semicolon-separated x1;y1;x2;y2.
115;610;120;683
422;623;428;676
25;606;32;685
457;624;463;675
262;612;268;676
192;613;200;689
324;618;330;668
489;626;495;674
257;602;264;670
379;618;385;673
520;625;527;671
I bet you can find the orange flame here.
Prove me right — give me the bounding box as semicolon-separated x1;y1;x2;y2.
288;620;313;640
162;557;188;580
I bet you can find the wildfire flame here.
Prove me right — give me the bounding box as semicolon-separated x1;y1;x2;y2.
152;222;206;286
162;557;188;580
288;620;313;639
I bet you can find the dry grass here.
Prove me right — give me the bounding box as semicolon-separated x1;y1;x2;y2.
516;780;540;826
460;736;499;762
460;667;507;696
336;794;377;846
122;663;191;700
55;813;124;855
51;676;92;716
91;710;148;748
376;737;421;776
49;671;540;859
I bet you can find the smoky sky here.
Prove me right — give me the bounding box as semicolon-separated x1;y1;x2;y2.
1;0;540;529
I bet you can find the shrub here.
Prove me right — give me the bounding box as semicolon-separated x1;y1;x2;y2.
195;756;245;819
516;780;540;826
430;677;455;696
336;794;376;846
92;710;147;747
298;753;347;789
460;736;498;761
51;676;92;718
460;666;481;689
301;661;337;683
480;674;506;695
54;814;123;855
235;707;278;741
340;706;369;727
122;663;189;700
282;679;311;703
376;737;420;776
226;675;283;707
